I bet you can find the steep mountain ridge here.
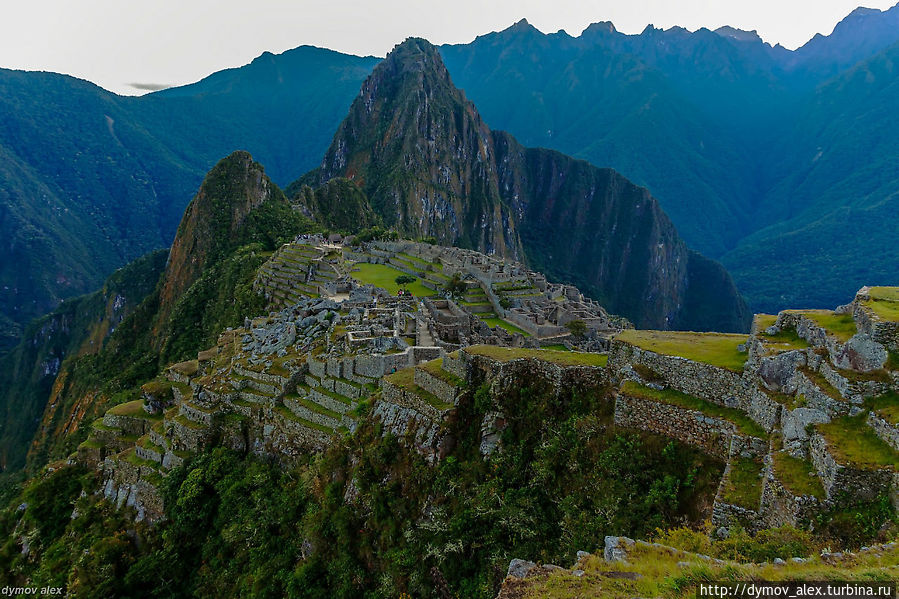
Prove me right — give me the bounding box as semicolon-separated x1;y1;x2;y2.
305;38;749;332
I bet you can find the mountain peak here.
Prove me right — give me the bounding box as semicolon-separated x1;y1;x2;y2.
714;26;763;44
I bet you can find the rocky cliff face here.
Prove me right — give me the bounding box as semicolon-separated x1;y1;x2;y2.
306;38;749;331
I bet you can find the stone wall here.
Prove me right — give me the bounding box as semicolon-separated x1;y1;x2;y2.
414;369;459;406
609;342;779;433
614;393;733;460
867;411;899;452
809;433;895;504
760;464;822;529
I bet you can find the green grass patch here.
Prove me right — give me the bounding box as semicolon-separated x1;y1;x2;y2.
753;313;778;333
465;345;609;367
798;367;844;401
759;326;809;354
541;344;570;352
794;310;857;342
620;381;767;438
817;414;899;470
480;317;531;336
720;457;764;510
865;287;899;322
616;330;749;372
418;358;464;387
772;453;825;499
864;391;899;426
273;406;334;433
108;400;162;420
351;262;435;297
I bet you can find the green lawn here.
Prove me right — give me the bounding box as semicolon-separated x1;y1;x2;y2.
772;452;825;499
865;287;899;322
865;391;899;425
480;317;531;336
817;415;898;470
789;310;857;342
758;325;808;354
620;381;767;438
351;263;436;297
465;345;609;367
615;330;749;372
108;400;162;420
753;314;778;333
720;457;765;510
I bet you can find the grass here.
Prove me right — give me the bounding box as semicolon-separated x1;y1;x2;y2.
753;313;777;333
108;400;162;420
541;344;570;351
505;540;899;598
792;310;857;342
464;345;609;367
273;405;334;433
817;414;899;470
620;381;767;438
864;287;899;322
385;367;454;410
798;367;844;401
480;317;531;336
720;457;764;510
419;358;465;387
772;452;825;499
615;330;749;372
351;262;436;297
758;326;809;354
865;391;899;425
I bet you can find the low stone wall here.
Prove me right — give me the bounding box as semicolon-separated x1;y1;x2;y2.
809;433;895;504
102;413;154;437
232;364;290;388
308;356;326;379
180;401;215;426
867;411;899;452
760;465;822;529
853;301;899;352
309;389;351;415
609;342;779;433
614;393;734;460
712;499;762;530
793;371;851;417
379;379;445;421
443;352;467;381
101;456;165;522
414;368;459;406
334;378;362;399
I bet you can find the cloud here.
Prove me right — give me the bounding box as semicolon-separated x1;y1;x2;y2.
127;82;172;91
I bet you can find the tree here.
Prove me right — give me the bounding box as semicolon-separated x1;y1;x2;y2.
395;274;417;291
565;319;587;339
443;273;467;300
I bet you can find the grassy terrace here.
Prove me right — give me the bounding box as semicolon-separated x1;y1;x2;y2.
273;405;333;433
507;540;899;598
720;457;764;510
351;262;436;297
108;400;163;420
798;367;844;401
757;323;809;354
480;316;531;336
620;381;767;438
788;310;857;342
817;415;899;470
865;391;899;425
419;358;464;387
864;287;899;322
384;368;454;410
615;330;749;372
465;345;609;367
773;452;825;499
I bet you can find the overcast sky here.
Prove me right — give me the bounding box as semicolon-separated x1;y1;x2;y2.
1;0;896;96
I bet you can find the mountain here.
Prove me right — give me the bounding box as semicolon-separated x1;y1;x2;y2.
0;152;307;472
0;48;374;349
301;38;749;332
3;3;899;346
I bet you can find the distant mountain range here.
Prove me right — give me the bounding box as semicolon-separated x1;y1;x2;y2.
1;3;898;347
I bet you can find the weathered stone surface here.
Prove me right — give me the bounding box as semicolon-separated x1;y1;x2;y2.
603;536;635;563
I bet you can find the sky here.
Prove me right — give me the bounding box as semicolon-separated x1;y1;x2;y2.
1;0;896;96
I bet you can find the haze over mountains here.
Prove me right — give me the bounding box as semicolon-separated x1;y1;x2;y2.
1;3;898;348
